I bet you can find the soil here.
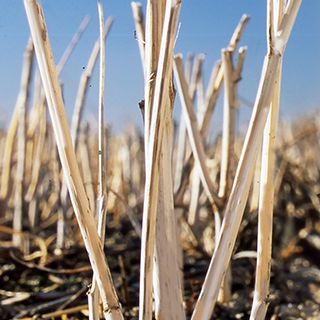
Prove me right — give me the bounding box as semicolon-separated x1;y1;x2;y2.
1;145;320;319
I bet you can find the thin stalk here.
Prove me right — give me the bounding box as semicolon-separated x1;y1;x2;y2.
0;107;19;200
187;54;205;225
219;49;235;199
70;17;113;149
23;1;123;319
56;16;91;75
88;1;107;318
174;53;193;192
191;2;301;318
12;38;34;248
139;1;182;319
25;105;46;202
58;17;113;250
1;15;91;201
79;125;96;215
250;63;282;320
174;55;221;208
175;15;249;200
131;2;145;73
201;15;249;137
250;0;284;318
219;47;247;199
131;2;185;318
143;0;163;158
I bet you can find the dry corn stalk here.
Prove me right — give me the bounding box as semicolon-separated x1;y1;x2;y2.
174;55;221;208
57;17;113;250
174;15;249;205
88;1;108;318
131;2;145;73
174;53;193;192
23;1;123;319
12;38;34;248
219;46;247;199
191;1;301;319
132;2;185;319
138;1;182;319
250;0;286;318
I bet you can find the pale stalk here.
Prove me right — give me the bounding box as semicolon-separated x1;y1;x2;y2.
153;108;185;320
23;1;123;319
143;0;164;158
250;0;284;318
174;55;221;208
219;46;246;201
217;46;246;303
191;2;301;318
174;53;193;192
57;17;113;250
0;107;19;200
56;16;90;75
187;54;205;225
70;17;113;149
79;125;96;215
88;1;107;318
12;38;34;248
250;63;282;320
131;2;185;318
131;2;145;73
139;1;182;319
219;49;236;199
200;15;249;137
0;15;91;201
175;15;249;200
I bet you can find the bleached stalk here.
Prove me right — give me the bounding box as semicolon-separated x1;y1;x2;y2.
200;15;249;137
26;15;91;206
0;107;19;200
88;1;107;318
153;110;185;320
23;1;123;319
28;15;90;140
143;0;163;155
219;49;235;199
139;1;182;319
12;38;34;248
131;1;185;318
175;15;249;199
56;16;90;75
1;16;90;202
79;125;96;215
249;146;262;212
131;2;145;73
219;47;247;199
25;105;46;202
57;17;113;250
70;17;113;148
174;53;193;192
217;46;247;303
187;54;205;225
174;55;221;208
149;2;185;319
97;0;106;221
250;0;284;318
191;1;301;319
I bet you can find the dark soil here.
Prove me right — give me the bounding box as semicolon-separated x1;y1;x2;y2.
1;150;320;319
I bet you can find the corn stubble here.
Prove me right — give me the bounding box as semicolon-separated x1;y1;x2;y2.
0;0;303;319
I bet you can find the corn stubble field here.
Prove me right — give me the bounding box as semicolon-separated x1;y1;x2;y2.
1;0;320;319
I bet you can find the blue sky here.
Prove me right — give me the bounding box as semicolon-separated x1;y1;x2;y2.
0;1;319;132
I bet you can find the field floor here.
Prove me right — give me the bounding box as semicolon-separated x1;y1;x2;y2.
1;192;320;319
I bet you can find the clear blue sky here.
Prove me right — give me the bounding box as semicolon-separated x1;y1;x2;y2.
0;1;319;131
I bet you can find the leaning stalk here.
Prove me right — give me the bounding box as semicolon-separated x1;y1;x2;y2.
23;1;123;318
